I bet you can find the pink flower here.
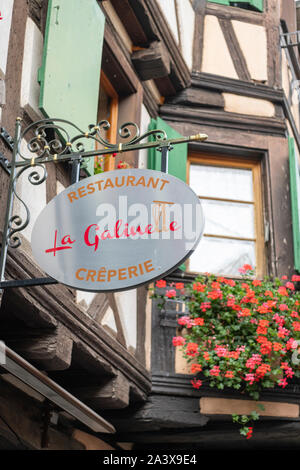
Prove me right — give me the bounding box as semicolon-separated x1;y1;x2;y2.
279;304;289;311
177;316;193;328
245;373;255;385
285;282;295;290
172;336;185;347
209;366;220;377
239;264;253;274
156;279;166;288
215;345;228;358
191;378;202;389
278;326;290;338
166;289;176;298
285;368;294;379
278;378;288;388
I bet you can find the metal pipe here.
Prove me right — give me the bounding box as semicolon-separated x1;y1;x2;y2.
7;133;208;169
2;346;115;434
0;118;22;283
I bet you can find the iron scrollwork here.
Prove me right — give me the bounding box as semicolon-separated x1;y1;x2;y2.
7;163;47;248
5;117;168;249
17;118;168;161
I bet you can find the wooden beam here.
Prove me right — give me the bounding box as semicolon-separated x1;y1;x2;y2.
218;17;251;82
110;0;149;46
71;372;130;409
2;324;73;371
103;23;138;96
166;87;225;109
4;246;152;396
106;395;209;432
115;422;300;447
192;0;206;73
132;41;170;81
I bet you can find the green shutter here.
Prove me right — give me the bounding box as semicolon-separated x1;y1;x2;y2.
208;0;230;5
147;117;187;182
229;0;264;11
148;117;187;271
208;0;264;11
289;137;300;272
39;0;105;176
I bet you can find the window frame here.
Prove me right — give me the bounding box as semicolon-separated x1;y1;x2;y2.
96;71;119;172
187;153;265;278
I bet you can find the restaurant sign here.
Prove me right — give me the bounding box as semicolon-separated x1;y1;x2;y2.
31;169;204;292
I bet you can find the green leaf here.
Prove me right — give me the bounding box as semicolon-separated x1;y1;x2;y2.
250;411;260;421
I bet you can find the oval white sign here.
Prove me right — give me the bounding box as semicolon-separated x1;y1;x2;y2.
31;169;204;292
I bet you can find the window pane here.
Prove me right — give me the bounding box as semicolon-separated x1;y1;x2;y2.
190;164;253;201
189;237;255;277
202;199;255;239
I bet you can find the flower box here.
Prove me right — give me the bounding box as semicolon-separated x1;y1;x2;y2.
199;397;299;418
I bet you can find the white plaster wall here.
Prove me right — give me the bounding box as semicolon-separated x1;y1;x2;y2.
156;0;179;44
0;0;14;78
281;50;291;99
114;290;137;350
20;17;44;122
14;139;47;242
292;88;300;132
76;290;96;310
101;305;118;333
176;0;195;70
56;180;65;195
223;93;275;117
232;20;268;82
201;15;238;79
138;104;150;169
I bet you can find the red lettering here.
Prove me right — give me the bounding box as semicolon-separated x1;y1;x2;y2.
61;235;76;245
114;219;122;238
45;230;73;256
84;224;100;251
170;221;180;231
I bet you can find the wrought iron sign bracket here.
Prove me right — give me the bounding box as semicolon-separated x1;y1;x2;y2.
0;117;207;291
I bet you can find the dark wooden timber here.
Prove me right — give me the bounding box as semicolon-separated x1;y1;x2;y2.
105;395;209;432
131;41;171;81
192;0;206;73
71;372;130;409
191;72;285;102
160;103;286;136
205;1;264;25
218;17;251;82
144;0;191;91
265;0;282;87
3;244;151;396
103;24;138;96
109;0;149;46
165;87;224;109
116;421;300;448
1;324;73;371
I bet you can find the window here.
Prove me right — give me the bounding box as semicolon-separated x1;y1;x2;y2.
208;0;264;12
187;154;265;278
